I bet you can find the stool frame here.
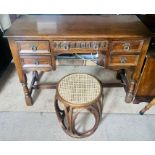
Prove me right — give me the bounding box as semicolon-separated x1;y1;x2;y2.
54;73;103;138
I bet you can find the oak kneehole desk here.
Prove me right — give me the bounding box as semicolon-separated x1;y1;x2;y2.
4;15;151;106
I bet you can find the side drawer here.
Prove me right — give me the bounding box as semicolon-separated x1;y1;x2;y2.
16;41;50;54
111;40;143;54
109;55;139;66
20;55;52;68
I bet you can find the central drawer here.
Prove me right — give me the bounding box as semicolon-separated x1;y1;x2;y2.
16;41;50;54
20;55;52;68
53;41;108;54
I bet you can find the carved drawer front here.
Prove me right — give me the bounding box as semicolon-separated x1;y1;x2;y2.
53;41;108;53
20;55;52;68
109;55;139;66
111;40;143;53
16;41;50;54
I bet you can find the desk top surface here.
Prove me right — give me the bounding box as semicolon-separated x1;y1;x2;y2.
4;15;152;39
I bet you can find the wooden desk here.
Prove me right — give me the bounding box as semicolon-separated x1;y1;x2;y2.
133;47;155;104
4;15;151;106
133;15;155;104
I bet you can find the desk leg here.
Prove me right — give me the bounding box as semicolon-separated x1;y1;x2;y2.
116;69;134;103
125;81;135;103
21;74;33;106
116;69;124;80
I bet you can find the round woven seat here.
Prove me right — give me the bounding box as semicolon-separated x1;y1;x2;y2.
58;74;101;105
54;73;103;138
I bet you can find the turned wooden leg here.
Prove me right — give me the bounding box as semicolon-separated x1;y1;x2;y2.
125;80;135;103
139;98;155;115
29;71;39;95
22;74;33;106
34;71;39;81
116;69;124;80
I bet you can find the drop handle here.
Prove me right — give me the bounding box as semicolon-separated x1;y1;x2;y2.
34;59;40;65
32;45;37;52
64;44;69;50
123;43;130;51
120;57;127;63
61;42;69;50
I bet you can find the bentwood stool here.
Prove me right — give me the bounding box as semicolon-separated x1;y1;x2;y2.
54;73;103;138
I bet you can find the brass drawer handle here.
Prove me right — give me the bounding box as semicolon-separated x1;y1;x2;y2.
64;44;69;50
32;45;37;52
34;59;40;65
120;57;127;63
123;43;130;51
60;42;69;50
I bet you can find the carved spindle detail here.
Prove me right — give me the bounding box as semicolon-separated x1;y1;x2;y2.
21;74;33;106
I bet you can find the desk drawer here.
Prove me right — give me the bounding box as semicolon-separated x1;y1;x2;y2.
109;55;139;66
16;41;50;54
20;55;52;68
111;40;143;53
53;41;108;53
